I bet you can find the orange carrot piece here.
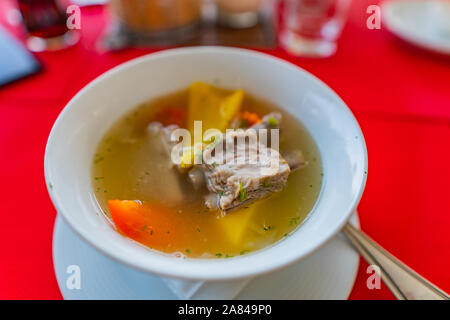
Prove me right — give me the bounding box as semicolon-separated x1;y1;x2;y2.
241;111;261;127
155;107;186;127
108;200;179;249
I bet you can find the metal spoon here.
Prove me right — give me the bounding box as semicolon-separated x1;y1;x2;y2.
342;222;450;300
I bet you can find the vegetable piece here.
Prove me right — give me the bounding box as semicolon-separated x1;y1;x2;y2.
239;182;246;201
217;205;257;245
240;111;262;127
187;82;244;134
180;146;194;169
267;116;278;127
155;107;186;127
108;200;179;249
216;199;268;245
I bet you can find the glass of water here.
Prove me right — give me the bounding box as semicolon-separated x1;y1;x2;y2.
279;0;351;57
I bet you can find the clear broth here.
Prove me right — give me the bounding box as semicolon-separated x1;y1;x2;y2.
92;88;322;258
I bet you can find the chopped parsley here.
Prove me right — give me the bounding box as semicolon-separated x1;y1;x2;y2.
289;216;300;226
215;253;223;258
239;182;246;201
263;178;271;187
94;156;104;164
267;116;278;127
185;249;191;254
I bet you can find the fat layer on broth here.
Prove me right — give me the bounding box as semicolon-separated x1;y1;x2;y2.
92;86;322;258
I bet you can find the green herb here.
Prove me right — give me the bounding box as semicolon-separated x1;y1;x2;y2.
211;161;216;167
215;253;223;258
94;156;104;164
284;233;289;237
239;182;246;201
240;250;249;255
289;216;300;226
145;171;150;176
141;225;148;232
309;184;313;188
267;116;278;127
150;230;153;235
320;173;324;177
49;183;53;189
263;178;271;188
185;249;191;254
225;254;233;258
104;190;107;193
219;191;224;197
196;228;201;232
94;177;104;180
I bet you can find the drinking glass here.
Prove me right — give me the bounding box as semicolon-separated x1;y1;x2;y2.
279;0;351;57
17;0;79;52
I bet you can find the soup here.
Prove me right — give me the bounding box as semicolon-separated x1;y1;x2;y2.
92;82;322;258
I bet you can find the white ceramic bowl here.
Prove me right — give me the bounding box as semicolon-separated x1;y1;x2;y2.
45;46;367;281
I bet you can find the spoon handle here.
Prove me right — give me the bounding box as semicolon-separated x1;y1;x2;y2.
342;222;450;300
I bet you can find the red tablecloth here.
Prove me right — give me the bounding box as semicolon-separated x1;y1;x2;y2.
1;1;449;300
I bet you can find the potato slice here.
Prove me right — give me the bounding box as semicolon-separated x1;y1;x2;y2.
187;82;243;134
217;202;262;245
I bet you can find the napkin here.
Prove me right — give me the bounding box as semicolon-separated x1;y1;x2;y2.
162;277;252;300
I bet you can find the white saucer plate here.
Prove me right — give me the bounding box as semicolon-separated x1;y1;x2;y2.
53;213;360;300
382;0;450;55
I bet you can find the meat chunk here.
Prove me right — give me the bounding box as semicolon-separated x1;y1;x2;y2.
282;150;308;171
202;129;291;213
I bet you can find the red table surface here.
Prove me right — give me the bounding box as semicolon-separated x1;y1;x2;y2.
0;1;449;300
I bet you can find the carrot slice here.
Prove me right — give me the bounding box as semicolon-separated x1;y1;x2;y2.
155;107;186;127
108;200;179;249
241;111;261;127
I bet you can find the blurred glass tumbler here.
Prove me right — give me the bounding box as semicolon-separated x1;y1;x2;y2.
17;0;78;52
280;0;350;57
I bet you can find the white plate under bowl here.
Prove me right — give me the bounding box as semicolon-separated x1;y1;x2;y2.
382;0;450;55
53;213;360;300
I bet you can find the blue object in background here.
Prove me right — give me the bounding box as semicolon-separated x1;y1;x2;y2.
0;26;41;87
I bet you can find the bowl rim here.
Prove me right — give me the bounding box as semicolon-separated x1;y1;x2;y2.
45;46;368;281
